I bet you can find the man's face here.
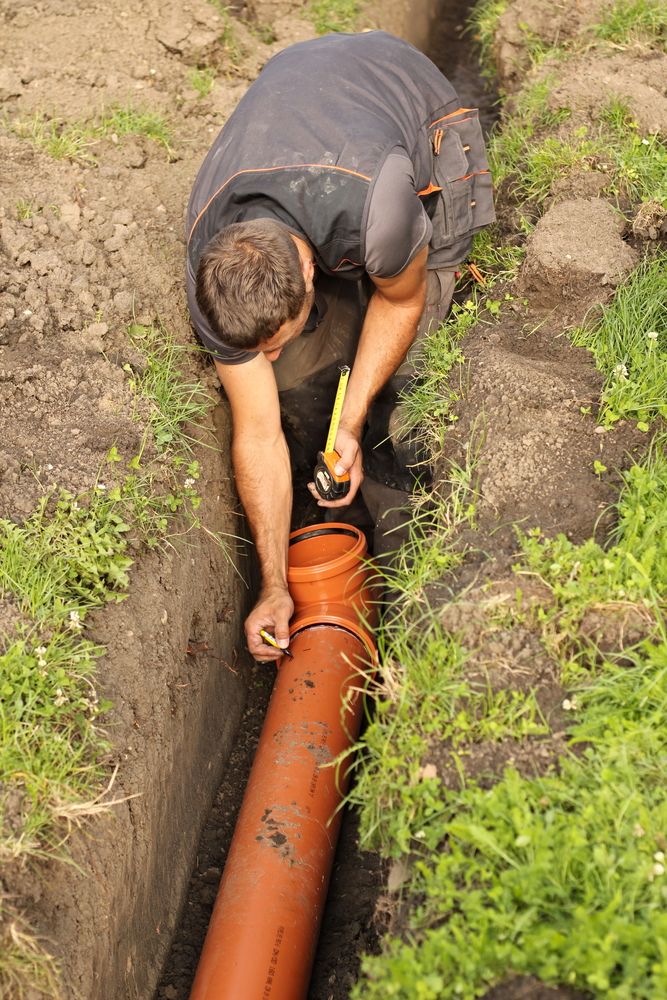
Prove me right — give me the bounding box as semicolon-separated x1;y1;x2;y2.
255;284;315;362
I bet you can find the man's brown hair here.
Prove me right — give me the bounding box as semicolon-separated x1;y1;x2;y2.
195;219;306;349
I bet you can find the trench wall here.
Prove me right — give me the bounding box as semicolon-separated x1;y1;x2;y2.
20;407;251;1000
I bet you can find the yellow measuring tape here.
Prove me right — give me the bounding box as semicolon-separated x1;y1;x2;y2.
324;365;351;454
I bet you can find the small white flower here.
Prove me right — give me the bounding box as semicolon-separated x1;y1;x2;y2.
614;363;629;380
654;851;665;862
641;138;650;145
97;483;107;491
562;698;578;711
652;862;665;877
647;331;658;342
54;688;67;707
35;645;47;656
68;610;83;631
633;823;646;838
184;477;195;489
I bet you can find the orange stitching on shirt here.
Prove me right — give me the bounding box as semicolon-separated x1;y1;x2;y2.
188;164;372;245
454;169;490;182
332;257;362;270
428;107;477;128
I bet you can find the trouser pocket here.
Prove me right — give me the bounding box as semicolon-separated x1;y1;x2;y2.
422;107;496;256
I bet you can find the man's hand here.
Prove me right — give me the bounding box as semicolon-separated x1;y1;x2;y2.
307;426;363;508
245;585;295;662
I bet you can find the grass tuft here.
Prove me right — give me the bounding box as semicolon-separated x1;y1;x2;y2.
189;67;215;98
570;252;667;427
307;0;360;34
11;115;94;162
0;902;62;1000
595;0;667;48
97;104;172;150
467;0;509;79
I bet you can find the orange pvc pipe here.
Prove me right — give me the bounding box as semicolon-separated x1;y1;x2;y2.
189;524;377;1000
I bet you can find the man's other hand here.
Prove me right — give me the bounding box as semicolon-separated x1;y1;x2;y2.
307;427;363;508
245;586;295;662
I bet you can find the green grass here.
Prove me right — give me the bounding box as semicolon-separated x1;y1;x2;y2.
395;296;481;457
189;67;215;97
518;434;667;671
15;198;35;220
207;0;245;67
9;104;173;162
348;4;667;997
468;0;666;86
352;437;667;998
10;115;95;162
490;89;667;209
595;0;667;48
307;0;360;34
467;0;509;79
357;690;667;998
570;252;667;427
127;322;211;453
471;224;529;284
98;105;171;148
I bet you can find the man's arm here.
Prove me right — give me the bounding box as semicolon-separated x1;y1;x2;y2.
216;356;294;661
308;246;428;507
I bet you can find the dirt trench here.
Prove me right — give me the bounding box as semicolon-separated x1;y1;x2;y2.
156;3;499;1000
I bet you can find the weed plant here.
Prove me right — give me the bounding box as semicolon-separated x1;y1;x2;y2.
207;0;245;67
0;906;61;1000
570;252;667;427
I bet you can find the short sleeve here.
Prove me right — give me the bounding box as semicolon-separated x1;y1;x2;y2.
364;149;432;279
186;261;254;366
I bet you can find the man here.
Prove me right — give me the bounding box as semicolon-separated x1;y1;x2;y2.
186;30;494;661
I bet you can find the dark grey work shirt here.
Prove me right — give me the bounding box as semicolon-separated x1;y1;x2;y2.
186;149;432;366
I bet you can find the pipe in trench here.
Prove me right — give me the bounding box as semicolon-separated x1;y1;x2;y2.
189;523;377;1000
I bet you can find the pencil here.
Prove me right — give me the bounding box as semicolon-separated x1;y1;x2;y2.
259;628;294;659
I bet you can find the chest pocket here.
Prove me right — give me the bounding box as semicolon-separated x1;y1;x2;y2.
420;108;495;249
